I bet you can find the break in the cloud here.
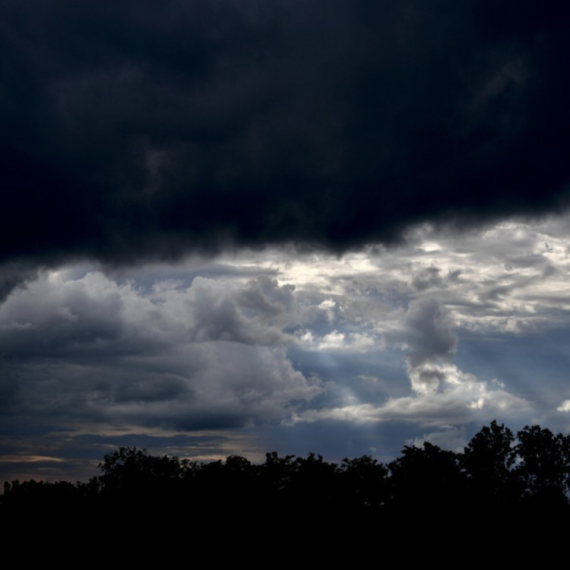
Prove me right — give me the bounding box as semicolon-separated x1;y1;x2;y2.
1;0;570;272
3;215;570;480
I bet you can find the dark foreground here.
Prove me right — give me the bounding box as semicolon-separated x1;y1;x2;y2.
3;421;570;554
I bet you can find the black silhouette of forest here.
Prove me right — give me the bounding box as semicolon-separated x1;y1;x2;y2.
3;421;570;543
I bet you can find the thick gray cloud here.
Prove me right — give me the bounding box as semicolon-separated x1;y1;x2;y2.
398;298;457;394
0;270;322;438
1;0;569;271
403;299;457;366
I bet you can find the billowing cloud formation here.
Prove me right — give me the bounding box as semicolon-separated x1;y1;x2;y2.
401;298;457;393
6;215;570;484
290;298;530;430
0;270;322;432
2;0;570;268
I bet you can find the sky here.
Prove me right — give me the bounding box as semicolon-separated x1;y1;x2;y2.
2;0;570;483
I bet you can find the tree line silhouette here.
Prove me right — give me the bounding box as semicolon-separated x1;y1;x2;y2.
3;421;570;528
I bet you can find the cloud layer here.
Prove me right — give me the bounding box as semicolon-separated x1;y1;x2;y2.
0;270;321;431
4;215;570;480
2;0;570;267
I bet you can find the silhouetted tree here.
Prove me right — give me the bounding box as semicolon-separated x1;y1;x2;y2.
389;442;466;518
463;420;518;510
289;453;339;514
338;455;389;511
514;424;570;512
98;446;189;517
4;420;570;531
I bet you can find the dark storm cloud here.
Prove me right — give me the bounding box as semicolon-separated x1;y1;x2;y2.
2;0;570;266
0;262;38;303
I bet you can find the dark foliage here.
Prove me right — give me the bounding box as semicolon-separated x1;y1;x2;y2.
3;421;570;532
